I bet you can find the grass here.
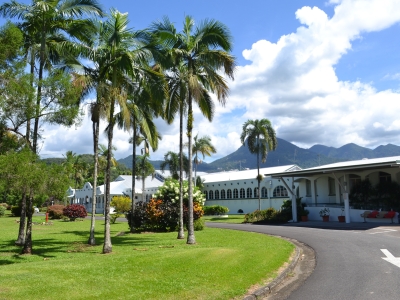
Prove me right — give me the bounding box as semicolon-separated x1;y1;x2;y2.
203;215;246;224
0;214;294;300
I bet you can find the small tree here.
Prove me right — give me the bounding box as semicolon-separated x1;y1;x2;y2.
63;204;87;221
110;196;131;224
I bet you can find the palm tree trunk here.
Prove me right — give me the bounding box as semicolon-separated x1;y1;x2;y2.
142;160;145;202
177;105;184;239
32;31;46;154
22;191;33;254
187;95;195;244
130;125;137;233
88;119;99;245
15;189;27;246
257;139;261;211
103;100;115;254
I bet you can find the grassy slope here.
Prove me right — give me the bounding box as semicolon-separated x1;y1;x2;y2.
0;215;293;300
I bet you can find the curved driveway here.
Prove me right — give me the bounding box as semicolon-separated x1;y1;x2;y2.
207;222;400;300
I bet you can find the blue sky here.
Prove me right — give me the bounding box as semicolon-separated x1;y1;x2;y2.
2;0;400;162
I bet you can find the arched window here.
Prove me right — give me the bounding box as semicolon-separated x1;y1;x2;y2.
227;189;232;199
261;187;267;198
254;187;259;197
209;190;214;200
233;188;238;198
204;191;208;200
215;190;220;200
240;188;245;198
220;189;226;199
247;188;252;198
273;186;288;197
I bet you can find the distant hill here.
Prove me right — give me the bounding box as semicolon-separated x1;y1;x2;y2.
114;138;400;173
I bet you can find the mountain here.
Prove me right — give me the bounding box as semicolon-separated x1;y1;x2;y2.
308;143;400;160
117;138;400;173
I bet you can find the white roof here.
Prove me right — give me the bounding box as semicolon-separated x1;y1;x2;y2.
268;156;400;177
201;165;299;183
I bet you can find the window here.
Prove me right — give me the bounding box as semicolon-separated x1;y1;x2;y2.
349;174;361;191
247;188;252;198
306;180;311;197
240;188;245;198
227;189;232;199
261;187;267;198
204;191;208;200
209;190;214;200
273;186;288;197
221;189;226;199
254;187;259;197
215;190;220;200
233;188;238;198
379;172;391;183
328;177;336;196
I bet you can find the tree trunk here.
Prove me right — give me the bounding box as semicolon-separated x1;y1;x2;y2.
22;191;33;254
130;125;137;233
130;125;136;233
142;162;145;202
32;30;46;154
257;140;261;211
103;100;114;254
88;119;99;245
177;105;184;239
15;190;27;246
186;95;195;244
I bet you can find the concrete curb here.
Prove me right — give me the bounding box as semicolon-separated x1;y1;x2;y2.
243;238;301;300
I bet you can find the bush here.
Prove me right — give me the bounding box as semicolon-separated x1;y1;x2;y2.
11;205;22;217
111;196;131;213
203;205;229;215
63;204;87;221
193;218;205;231
47;205;65;219
0;206;5;217
243;207;289;223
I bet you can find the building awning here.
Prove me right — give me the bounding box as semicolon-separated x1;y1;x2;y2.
264;156;400;178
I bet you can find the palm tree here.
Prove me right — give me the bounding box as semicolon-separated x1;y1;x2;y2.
135;154;155;202
160;151;189;180
96;9;158;254
191;134;216;185
150;16;236;244
0;0;104;154
240;119;278;210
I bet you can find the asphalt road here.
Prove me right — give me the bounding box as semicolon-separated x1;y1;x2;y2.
207;222;400;300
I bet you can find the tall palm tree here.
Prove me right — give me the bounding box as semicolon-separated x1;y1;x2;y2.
160;151;189;180
96;9;159;254
135;154;155;202
0;0;104;154
116;84;163;232
191;134;216;185
150;16;236;244
240;119;278;210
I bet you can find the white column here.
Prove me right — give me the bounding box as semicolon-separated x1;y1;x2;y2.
311;178;317;205
291;178;297;222
343;174;350;223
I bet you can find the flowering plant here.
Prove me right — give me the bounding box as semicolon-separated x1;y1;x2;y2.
319;207;330;217
153;178;206;205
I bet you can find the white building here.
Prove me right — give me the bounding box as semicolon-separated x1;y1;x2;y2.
67;171;170;214
268;156;400;223
201;165;301;214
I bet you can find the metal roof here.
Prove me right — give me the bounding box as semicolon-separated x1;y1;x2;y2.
201;165;300;183
266;156;400;178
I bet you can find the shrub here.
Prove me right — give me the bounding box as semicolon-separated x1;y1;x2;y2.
203;205;229;215
47;205;66;219
11;205;22;217
243;207;288;223
0;206;5;217
193;218;205;231
126;201;148;231
111;196;131;213
63;204;87;221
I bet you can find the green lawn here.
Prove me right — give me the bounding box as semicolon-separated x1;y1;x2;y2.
0;214;294;300
203;215;246;224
